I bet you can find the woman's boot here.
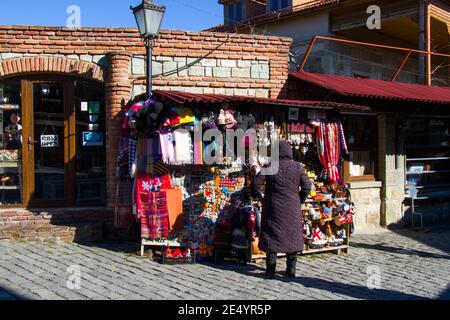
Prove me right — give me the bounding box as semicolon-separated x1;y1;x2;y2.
286;253;297;278
265;253;277;279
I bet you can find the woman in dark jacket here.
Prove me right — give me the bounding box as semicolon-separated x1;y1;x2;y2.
252;140;311;278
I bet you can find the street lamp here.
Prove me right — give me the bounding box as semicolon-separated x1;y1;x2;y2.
131;0;166;98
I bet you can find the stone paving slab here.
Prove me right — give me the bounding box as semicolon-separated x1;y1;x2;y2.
1;226;450;300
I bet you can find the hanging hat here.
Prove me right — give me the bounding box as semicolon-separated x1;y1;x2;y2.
163;110;181;128
177;107;196;125
217;109;226;125
234;112;256;131
224;110;237;129
202;112;217;129
148;101;164;121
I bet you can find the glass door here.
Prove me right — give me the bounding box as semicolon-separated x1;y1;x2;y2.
32;83;66;200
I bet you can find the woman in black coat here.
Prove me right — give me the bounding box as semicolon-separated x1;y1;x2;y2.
252;140;311;278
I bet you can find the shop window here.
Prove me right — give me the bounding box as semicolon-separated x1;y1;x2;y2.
74;80;106;204
0;80;22;205
404;118;450;198
343;115;377;182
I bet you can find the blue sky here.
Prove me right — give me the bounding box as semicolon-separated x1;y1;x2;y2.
0;0;223;31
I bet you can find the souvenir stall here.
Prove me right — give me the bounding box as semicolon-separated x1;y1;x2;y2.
276;108;355;256
115;94;265;263
115;91;357;263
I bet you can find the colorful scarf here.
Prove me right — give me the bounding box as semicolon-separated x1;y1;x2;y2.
140;191;169;240
116;137;130;179
114;180;134;231
316;122;341;184
128;137;137;178
159;131;175;164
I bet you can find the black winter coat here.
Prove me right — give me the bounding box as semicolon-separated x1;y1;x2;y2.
251;140;312;254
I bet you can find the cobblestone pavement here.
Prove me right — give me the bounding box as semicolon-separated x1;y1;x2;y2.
1;225;450;300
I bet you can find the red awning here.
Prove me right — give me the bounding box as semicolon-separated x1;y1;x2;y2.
151;90;371;112
290;71;450;104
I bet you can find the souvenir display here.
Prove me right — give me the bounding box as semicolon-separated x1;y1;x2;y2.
114;94;356;263
286;110;355;253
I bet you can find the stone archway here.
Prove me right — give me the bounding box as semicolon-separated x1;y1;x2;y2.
0;56;104;82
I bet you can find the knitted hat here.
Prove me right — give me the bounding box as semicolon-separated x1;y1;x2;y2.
148;101;164;121
163;111;181;128
234;112;256;131
202;111;217;129
224;110;237;129
177;107;196;125
217;109;227;125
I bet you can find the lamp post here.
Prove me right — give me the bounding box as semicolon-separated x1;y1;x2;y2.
131;0;166;98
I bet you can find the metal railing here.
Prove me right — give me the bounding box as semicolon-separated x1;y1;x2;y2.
298;35;450;84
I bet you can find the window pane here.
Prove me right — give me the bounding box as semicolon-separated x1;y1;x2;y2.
228;4;235;22
346;115;377;147
272;0;279;11
0;80;23;205
349;150;374;177
235;2;242;21
281;0;289;8
74;80;106;204
33;83;65;200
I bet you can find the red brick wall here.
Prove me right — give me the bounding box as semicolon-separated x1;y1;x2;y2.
0;26;291;98
0;25;292;210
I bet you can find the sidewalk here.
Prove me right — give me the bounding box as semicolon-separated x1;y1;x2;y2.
1;225;449;300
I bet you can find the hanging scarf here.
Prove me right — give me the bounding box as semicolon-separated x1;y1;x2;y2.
114;180;134;231
316;122;341;184
338;122;349;155
128;137;137;178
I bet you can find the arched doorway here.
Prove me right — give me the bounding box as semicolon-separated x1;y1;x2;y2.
0;75;106;207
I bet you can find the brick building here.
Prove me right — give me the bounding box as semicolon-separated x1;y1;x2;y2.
0;26;291;241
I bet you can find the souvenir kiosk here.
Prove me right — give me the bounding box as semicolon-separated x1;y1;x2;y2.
114;91;362;263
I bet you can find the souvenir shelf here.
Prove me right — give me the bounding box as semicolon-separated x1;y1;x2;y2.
300;197;351;255
405;156;450;200
0;153;22;205
249;198;351;262
0;160;19;168
249;124;353;260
